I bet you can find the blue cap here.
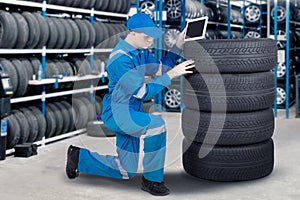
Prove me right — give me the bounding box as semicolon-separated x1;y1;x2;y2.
126;12;163;39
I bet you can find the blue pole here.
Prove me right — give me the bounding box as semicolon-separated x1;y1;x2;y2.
286;0;290;118
227;0;231;39
274;0;278;117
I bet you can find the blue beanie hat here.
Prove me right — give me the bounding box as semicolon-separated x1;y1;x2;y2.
126;12;163;39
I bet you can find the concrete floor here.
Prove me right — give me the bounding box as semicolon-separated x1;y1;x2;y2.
0;108;300;200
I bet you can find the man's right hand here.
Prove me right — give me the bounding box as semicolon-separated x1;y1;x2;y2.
167;60;195;80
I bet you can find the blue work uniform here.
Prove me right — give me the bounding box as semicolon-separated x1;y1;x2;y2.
78;38;181;183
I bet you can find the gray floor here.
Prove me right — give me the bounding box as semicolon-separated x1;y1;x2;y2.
0;108;300;200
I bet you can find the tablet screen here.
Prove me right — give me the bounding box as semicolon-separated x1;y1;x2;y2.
184;16;208;41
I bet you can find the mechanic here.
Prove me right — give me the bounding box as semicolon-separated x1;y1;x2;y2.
66;12;195;196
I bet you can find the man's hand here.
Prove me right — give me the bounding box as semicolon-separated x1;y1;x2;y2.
167;60;195;80
175;29;186;49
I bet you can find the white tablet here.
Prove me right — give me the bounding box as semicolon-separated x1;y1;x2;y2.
184;16;208;41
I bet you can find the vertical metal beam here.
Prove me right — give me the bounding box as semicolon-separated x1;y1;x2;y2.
227;0;231;39
273;0;278;117
286;0;290;118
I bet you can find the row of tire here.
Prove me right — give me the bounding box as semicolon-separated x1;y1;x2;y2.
0;56;108;97
0;10;127;49
7;96;103;149
182;39;277;181
22;0;131;14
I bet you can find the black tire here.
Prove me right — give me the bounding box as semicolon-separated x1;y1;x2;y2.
0;11;18;48
46;17;58;49
87;121;116;137
182;72;275;112
83;19;96;48
184;39;277;73
64;0;74;7
95;95;103;117
22;12;41;49
101;0;110;11
79;97;96;123
10;59;29;97
54;102;70;134
12;110;30;144
7;115;21;149
52;17;66;49
75;19;89;49
115;0;123;13
72;98;89;129
71;0;81;7
49;102;66;135
96;22;110;48
122;0;132;14
94;0;103;10
60;19;74;49
107;0;118;12
11;12;29;49
33;12;50;49
60;101;75;132
45;105;57;138
29;57;41;77
0;58;19;94
182;138;274;182
19;108;38;143
182;108;274;145
20;58;34;80
28;106;46;141
61;60;74;76
67;19;80;49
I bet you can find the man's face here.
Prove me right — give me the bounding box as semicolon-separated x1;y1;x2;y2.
133;32;154;49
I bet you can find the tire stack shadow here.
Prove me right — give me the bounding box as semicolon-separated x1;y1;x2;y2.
181;38;278;181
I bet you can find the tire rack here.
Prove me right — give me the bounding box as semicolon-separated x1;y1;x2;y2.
268;0;299;118
1;0;129;155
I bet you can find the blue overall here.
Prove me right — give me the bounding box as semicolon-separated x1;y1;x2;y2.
78;38;181;183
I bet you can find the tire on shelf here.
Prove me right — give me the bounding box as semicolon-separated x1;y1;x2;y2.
33;12;50;49
96;22;110;48
53;102;70;135
20;58;34;81
60;101;76;132
52;17;66;49
79;97;96;122
72;98;89;130
101;0;110;11
0;58;19;94
64;0;74;7
45;104;57;138
46;17;59;49
182;107;274;145
107;0;118;12
71;0;81;7
11;12;29;49
0;11;18;48
67;19;80;49
94;21;104;47
11;110;30;144
87;121;116;137
7;115;21;149
10;58;29;97
94;0;103;10
95;95;103;117
28;106;46;142
59;18;74;49
22;12;41;49
182;138;274;182
82;19;96;48
122;0;132;14
182;72;275;112
74;19;89;49
184;38;277;73
19;108;39;143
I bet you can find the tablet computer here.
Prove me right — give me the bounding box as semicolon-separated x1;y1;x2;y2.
184;16;208;41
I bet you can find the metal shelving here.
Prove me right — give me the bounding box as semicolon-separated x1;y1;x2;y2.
0;0;126;155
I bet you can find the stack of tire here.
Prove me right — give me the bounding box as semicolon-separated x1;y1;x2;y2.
182;38;277;181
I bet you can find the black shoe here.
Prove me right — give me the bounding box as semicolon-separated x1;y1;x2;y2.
66;145;80;179
141;176;170;196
